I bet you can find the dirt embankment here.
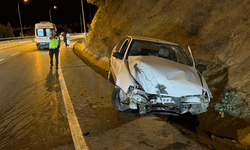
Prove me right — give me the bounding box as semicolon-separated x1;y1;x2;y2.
76;0;250;147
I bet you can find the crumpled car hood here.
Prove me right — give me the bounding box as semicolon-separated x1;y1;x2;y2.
128;56;203;97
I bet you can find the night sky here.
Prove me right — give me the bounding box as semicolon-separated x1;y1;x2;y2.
1;0;98;28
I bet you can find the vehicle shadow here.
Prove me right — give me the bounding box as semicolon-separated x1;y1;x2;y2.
116;110;142;124
36;48;50;52
166;113;199;133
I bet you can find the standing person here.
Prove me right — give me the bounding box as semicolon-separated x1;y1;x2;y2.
62;32;69;47
49;29;60;69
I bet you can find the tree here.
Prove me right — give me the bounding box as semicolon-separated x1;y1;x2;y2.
24;30;34;36
0;24;6;38
0;22;14;38
5;22;14;37
62;25;72;33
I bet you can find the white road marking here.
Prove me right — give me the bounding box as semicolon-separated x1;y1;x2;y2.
58;48;89;150
0;58;4;61
11;52;20;56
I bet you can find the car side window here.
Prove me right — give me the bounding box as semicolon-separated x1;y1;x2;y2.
113;38;126;52
177;51;189;65
119;39;130;56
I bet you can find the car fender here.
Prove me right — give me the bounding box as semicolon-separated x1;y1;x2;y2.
115;59;135;93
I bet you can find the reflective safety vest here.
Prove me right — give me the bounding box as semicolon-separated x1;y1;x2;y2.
49;35;59;49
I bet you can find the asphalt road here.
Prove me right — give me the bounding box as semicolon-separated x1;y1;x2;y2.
0;38;210;150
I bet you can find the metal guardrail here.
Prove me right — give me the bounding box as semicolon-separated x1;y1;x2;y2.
0;36;35;48
0;36;34;41
0;33;85;48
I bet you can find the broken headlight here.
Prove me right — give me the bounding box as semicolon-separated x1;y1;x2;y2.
181;96;201;103
202;90;210;103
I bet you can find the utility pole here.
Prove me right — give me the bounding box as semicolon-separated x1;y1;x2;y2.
49;6;57;23
81;0;87;40
18;0;28;37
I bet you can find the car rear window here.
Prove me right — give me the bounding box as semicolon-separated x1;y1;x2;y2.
36;28;51;37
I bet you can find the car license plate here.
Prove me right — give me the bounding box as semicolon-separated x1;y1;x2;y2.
161;97;174;104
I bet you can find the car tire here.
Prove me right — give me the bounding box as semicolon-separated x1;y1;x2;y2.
111;86;129;111
37;46;40;50
108;71;115;84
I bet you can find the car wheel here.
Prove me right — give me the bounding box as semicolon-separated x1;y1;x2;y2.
111;86;129;111
108;71;115;84
37;46;40;50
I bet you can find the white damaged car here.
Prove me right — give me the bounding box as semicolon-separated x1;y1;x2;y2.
108;35;212;116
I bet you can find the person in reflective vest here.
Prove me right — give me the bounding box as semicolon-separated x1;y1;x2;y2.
49;29;60;69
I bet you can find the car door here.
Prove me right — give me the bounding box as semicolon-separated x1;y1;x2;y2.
111;38;131;79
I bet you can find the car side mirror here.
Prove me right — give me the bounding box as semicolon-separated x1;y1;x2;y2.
113;52;123;59
196;64;206;73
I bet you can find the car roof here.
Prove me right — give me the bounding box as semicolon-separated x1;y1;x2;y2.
126;35;179;46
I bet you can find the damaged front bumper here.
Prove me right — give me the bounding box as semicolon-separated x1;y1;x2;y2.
123;87;209;115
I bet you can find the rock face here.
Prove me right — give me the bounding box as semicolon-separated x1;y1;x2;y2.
83;0;250;146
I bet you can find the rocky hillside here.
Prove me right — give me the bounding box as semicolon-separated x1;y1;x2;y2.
81;0;250;146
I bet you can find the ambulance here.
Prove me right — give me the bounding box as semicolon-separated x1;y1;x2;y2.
35;22;56;50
